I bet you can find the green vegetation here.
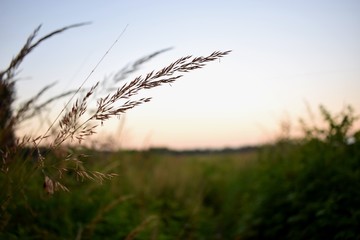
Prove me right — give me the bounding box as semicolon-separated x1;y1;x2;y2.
1;24;360;239
237;105;360;239
1;105;360;239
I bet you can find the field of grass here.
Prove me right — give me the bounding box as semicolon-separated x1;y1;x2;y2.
1;24;360;239
2;115;360;239
1;149;256;239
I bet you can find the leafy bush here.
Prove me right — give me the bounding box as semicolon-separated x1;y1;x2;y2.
238;105;360;239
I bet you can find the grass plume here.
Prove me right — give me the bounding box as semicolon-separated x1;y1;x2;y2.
0;22;231;198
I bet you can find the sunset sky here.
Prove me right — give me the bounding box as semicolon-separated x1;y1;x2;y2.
1;1;360;149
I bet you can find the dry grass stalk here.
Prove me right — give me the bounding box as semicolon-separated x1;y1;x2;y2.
106;47;173;88
125;215;159;240
0;22;90;82
43;175;54;195
0;23;90;152
1;23;231;195
95;51;231;119
52;82;99;147
34;50;229;190
48;50;231;148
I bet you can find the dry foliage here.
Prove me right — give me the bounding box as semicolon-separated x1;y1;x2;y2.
0;23;231;195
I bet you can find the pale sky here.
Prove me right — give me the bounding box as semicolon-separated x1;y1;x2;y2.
1;1;360;149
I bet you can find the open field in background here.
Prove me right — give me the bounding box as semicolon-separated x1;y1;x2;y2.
1;148;259;239
1;23;360;239
2;116;360;239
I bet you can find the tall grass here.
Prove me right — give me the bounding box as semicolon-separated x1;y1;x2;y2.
1;104;359;239
0;23;231;235
2;23;360;239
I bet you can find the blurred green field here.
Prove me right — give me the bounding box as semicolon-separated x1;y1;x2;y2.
1;149;258;239
1;105;360;239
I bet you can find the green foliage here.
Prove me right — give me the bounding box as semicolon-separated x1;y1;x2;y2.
238;105;360;239
1;104;360;239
